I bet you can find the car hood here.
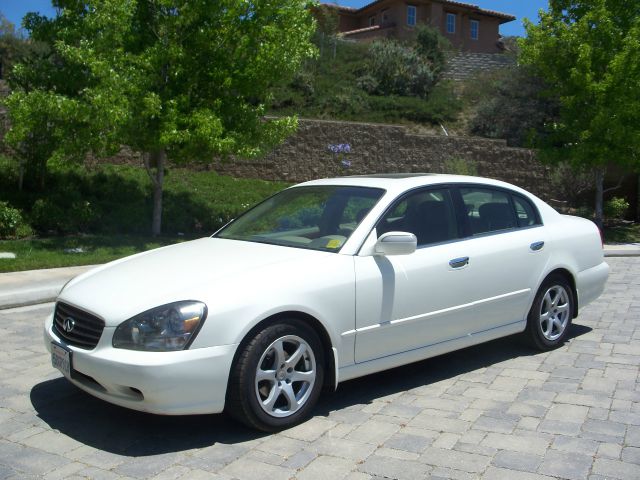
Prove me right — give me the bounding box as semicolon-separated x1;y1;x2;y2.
58;237;330;326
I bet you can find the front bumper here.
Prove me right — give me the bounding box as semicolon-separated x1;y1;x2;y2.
44;314;238;415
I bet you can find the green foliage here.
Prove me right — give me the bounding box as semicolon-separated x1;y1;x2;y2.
0;201;25;238
604;197;630;220
312;4;339;36
0;235;185;273
467;67;560;147
270;38;460;125
367;39;435;99
415;24;450;77
519;0;640;171
442;157;478;176
4;0;317;233
0;158;288;236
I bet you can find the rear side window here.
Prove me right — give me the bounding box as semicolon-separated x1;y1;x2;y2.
513;195;541;228
461;187;516;235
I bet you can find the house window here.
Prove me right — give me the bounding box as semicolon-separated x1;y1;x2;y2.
369;16;376;27
446;13;456;34
407;5;417;26
470;19;479;40
382;9;389;25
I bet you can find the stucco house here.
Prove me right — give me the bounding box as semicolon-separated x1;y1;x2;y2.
323;1;516;54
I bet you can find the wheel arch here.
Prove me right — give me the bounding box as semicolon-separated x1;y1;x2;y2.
225;311;337;400
541;267;579;318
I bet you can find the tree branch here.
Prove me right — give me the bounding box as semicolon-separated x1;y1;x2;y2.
603;175;625;194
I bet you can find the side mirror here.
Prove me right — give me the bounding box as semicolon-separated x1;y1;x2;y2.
375;232;417;256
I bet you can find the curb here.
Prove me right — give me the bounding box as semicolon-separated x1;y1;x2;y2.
0;265;97;310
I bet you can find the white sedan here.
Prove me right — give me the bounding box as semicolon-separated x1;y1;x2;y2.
45;174;609;431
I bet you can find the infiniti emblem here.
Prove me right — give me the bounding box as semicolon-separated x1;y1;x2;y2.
63;317;75;333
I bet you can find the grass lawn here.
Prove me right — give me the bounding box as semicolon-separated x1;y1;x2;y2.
604;222;640;244
0;235;191;273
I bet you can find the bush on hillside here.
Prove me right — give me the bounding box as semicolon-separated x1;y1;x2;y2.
467;66;559;147
367;40;435;98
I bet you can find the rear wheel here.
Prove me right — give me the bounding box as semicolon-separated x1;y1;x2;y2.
226;320;324;431
526;275;574;350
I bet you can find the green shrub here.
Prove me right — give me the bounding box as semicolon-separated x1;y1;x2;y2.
443;158;478;176
369;40;435;98
0;201;26;238
604;197;629;220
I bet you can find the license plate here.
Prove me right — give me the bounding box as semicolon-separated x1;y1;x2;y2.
51;343;72;378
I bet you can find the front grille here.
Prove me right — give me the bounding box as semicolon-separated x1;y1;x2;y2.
53;302;105;349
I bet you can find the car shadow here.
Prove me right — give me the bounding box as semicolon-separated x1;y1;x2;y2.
318;323;592;414
30;324;591;456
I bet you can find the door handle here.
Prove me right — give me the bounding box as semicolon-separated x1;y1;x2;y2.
449;257;469;269
530;241;545;252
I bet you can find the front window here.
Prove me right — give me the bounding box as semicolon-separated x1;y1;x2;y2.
407;5;417;26
377;189;459;246
470;19;479;40
216;186;385;252
446;13;456;34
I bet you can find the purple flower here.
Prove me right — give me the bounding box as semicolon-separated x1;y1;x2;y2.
341;159;351;168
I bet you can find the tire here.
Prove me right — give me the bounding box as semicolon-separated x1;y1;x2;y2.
226;320;325;432
525;274;574;351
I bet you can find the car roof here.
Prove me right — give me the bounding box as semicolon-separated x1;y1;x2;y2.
295;173;532;197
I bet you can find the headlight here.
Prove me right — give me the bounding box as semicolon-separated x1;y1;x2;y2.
113;301;207;351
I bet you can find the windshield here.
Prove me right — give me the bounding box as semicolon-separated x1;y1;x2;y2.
215;186;385;252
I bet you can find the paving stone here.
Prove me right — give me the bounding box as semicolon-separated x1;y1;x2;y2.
358;454;431;480
473;415;517;434
384;433;431;453
551;436;598;456
419;446;491;473
282;449;316;469
297;455;354;480
545;404;589;423
538;450;593;480
432;432;460;449
282;417;336;442
346;420;400;445
309;436;376;461
592;458;640;480
621;446;640;465
481;432;549;456
220;458;294;480
408;415;470;434
538;419;582;436
482;466;556;480
492;450;541;473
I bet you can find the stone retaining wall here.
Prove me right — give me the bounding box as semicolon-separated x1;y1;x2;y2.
214;118;559;202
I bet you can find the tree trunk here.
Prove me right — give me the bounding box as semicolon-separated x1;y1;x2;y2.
150;149;165;237
637;174;640;222
594;168;605;230
18;160;24;192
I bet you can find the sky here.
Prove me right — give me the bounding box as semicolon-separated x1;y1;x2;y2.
1;1;548;37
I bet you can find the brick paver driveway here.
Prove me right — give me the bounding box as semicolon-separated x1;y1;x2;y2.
1;257;638;480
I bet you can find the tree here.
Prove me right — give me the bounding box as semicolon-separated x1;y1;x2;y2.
519;0;640;228
468;66;559;148
4;0;316;235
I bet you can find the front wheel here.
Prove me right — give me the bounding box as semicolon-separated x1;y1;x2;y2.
525;275;574;351
226;320;324;431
